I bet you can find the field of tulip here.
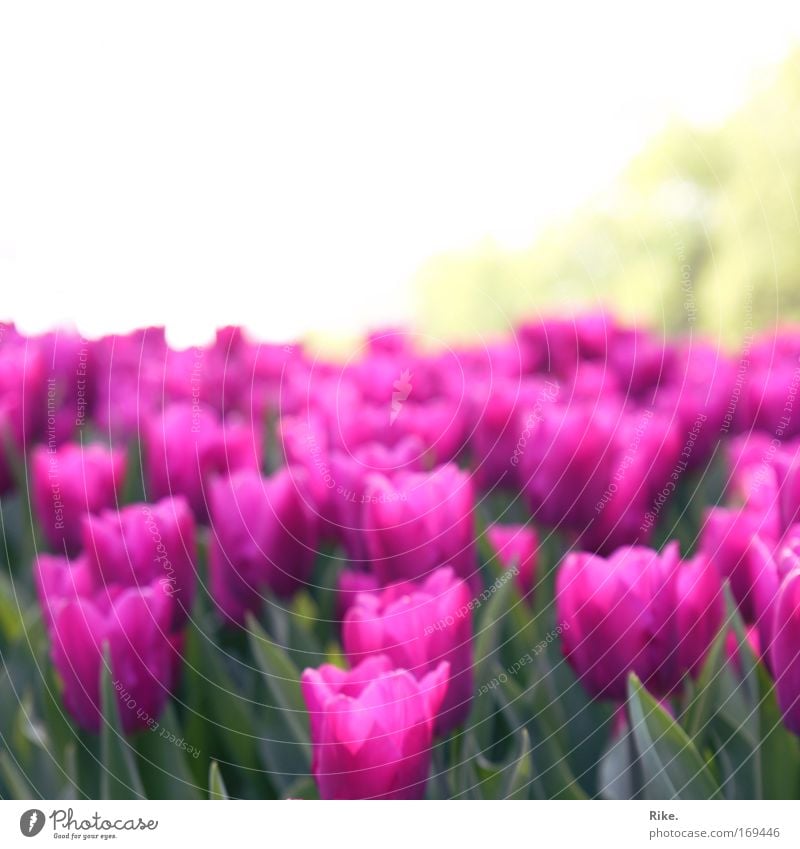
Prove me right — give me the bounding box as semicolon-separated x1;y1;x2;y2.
1;317;800;801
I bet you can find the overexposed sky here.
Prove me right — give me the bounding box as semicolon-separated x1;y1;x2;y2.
1;1;799;346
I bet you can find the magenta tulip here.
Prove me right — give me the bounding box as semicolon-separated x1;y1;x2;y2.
143;402;260;522
328;436;424;561
31;443;125;555
361;463;478;588
700;506;780;621
208;467;318;623
556;543;723;700
301;655;449;799
81;497;196;630
771;568;800;734
336;568;381;620
0;342;45;493
486;523;538;599
343;566;472;733
48;578;174;733
34;553;94;629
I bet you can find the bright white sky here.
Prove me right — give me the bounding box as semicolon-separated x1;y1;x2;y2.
1;2;800;346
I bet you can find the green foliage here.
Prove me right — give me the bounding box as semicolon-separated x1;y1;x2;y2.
1;483;799;800
413;52;800;345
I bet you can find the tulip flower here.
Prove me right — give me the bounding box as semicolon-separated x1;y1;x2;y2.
90;328;167;440
361;463;477;588
208;467;318;623
486;523;538;599
279;413;335;529
343;566;472;733
771;568;800;734
725;625;762;673
772;446;800;531
0;342;45;493
48;578;174;733
521;400;620;532
328;436;424;561
34;553;94;629
143;402;260;522
336;568;381;620
35;331;96;445
745;529;800;665
700;506;780;621
81;497;197;630
739;359;800;439
470;377;559;491
301;655;449;799
160;341;248;417
556;542;723;700
516;313;616;379
31;443;126;555
609;327;675;398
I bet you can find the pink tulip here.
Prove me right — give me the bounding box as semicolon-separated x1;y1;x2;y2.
362;463;477;589
143;402;260;522
48;579;174;733
771;569;800;734
208;467;318;623
301;655;449;799
486;523;538;599
556;543;723;700
31;443;125;555
81;497;196;630
343;567;472;733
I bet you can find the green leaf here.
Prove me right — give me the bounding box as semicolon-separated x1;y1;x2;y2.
281;775;320;800
502;727;533;799
627;673;720;800
60;744;80;799
528;708;589;800
183;620;261;774
598;728;639;800
757;665;800;799
683;622;728;739
710;716;758;800
122;437;145;504
473;577;516;697
208;760;229;799
132;704;203;800
0;748;37;798
245;614;311;762
99;651;145;799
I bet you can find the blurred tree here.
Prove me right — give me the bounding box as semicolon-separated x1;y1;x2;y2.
413;51;800;346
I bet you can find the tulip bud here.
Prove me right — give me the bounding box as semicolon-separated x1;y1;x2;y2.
336;568;381;620
34;553;94;629
31;443;126;555
81;497;196;630
208;467;318;623
343;566;472;733
748;530;800;665
771;569;800;734
0;342;45;493
328;436;424;562
48;579;174;733
556;543;723;700
486;523;538;599
700;507;779;621
143;402;260;522
362;464;477;589
35;331;96;445
521;400;619;531
301;655;449;799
